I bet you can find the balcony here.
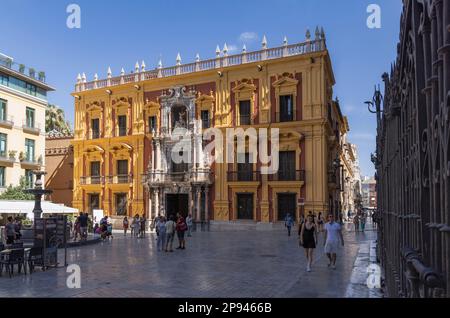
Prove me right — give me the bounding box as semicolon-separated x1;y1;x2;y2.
22;121;41;135
80;176;105;185
274;112;295;123
107;175;133;184
20;156;41;169
0;116;14;129
0;151;15;165
268;170;305;182
227;171;261;182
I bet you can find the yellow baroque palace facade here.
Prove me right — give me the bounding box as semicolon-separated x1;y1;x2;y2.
72;30;347;229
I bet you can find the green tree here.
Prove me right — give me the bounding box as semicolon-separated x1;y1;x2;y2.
0;176;34;200
46;104;73;134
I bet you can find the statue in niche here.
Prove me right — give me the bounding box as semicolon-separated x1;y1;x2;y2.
174;109;187;128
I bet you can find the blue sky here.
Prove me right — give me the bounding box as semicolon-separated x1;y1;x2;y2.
0;0;403;177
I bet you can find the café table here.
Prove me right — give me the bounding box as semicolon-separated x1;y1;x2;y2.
0;248;31;275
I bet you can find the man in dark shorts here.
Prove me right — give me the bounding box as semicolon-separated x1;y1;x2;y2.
5;217;16;244
79;212;88;241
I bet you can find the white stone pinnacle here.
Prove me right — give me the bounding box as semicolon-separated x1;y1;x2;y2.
262;35;267;48
107;67;112;78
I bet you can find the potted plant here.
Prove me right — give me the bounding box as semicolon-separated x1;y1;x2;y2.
29;68;35;78
19;151;25;162
19;64;25;73
8;150;16;160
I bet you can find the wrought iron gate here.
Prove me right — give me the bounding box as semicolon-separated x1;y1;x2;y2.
376;0;449;298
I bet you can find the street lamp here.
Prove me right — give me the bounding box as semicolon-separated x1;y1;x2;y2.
365;84;383;131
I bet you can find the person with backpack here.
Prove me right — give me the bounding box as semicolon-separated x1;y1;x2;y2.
176;216;188;250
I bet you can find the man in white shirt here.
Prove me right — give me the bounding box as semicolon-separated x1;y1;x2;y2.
165;216;176;252
323;214;344;269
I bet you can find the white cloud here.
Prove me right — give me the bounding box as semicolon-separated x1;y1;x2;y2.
239;32;259;43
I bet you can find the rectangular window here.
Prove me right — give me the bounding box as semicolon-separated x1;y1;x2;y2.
279;95;294;122
90;161;101;184
115;193;127;216
0;74;8;86
0;167;5;187
117;160;128;183
0;99;7;121
201;110;210;129
26;107;35;128
237;153;253;181
25;169;33;187
0;133;7;157
25;138;35;162
148;116;156;132
118;115;127;136
26;83;37;96
89;194;100;213
239;100;251;125
279;151;296;180
91;118;100;139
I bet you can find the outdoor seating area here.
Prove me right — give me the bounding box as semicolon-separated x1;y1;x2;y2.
0;244;45;278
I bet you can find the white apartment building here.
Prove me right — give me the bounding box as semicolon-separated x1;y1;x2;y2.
0;53;54;191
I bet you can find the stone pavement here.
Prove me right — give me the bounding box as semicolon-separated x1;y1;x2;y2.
0;221;381;298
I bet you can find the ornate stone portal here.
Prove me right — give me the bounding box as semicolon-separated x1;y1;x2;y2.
143;86;212;229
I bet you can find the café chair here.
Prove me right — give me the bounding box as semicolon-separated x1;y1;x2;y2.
0;248;25;278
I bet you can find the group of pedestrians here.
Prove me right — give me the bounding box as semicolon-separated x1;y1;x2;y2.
153;213;193;252
71;212;89;241
285;211;345;272
122;214;147;238
352;211;367;232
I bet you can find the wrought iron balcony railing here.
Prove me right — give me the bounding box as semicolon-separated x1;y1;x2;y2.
107;175;133;184
227;171;261;182
80;176;105;185
268;170;305;182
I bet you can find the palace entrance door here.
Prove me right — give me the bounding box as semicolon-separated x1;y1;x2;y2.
166;194;189;218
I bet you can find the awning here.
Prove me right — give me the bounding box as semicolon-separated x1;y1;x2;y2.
0;200;79;220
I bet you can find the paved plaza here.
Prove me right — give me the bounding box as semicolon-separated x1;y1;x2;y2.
0;222;380;298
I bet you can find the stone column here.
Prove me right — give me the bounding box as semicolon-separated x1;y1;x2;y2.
151;141;155;170
188;188;193;217
148;189;153;220
204;186;209;223
155;188;160;216
196;187;201;222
